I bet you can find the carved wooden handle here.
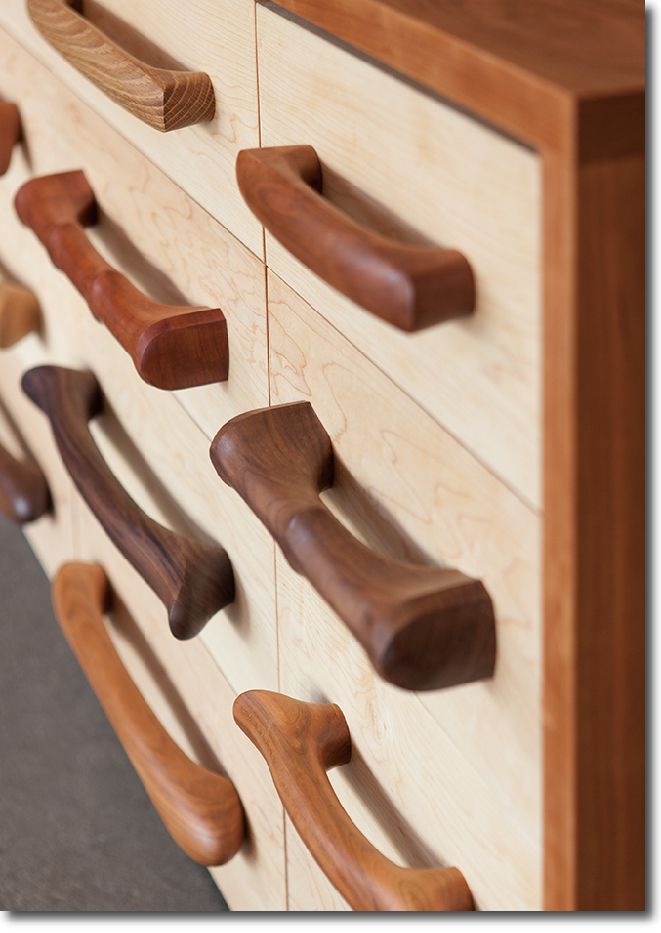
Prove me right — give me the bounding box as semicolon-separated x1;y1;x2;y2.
53;562;244;865
23;365;234;639
0;101;21;175
234;690;474;911
0;282;40;348
15;170;228;389
236;146;475;331
211;402;495;691
0;439;51;524
27;0;215;132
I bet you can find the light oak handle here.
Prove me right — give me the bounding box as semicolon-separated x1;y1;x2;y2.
53;562;244;865
211;402;495;691
0;282;40;348
0;439;51;524
27;0;215;132
23;365;234;639
234;690;474;911
236;145;475;331
0;101;21;175
15;170;228;389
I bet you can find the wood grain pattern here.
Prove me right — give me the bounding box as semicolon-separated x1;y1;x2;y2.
212;401;495;691
234;690;474;912
0;100;20;175
0;0;263;254
268;272;541;910
237;145;475;331
27;0;215;132
22;365;234;640
0;435;51;523
257;6;542;507
0;281;40;348
15;170;229;390
53;561;245;865
263;1;644;154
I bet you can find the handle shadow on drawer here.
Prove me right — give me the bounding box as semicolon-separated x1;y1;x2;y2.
234;689;474;911
27;0;215;132
15;170;228;390
22;365;234;639
211;402;495;691
0;434;51;524
53;562;244;865
236;145;475;332
0;100;21;176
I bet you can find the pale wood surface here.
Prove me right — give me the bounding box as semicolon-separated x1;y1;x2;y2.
0;26;269;443
257;5;542;508
268;272;542;910
0;0;263;254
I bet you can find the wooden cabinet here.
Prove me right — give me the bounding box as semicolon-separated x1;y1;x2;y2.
0;0;644;913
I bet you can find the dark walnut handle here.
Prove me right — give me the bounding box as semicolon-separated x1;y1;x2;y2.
0;282;40;348
236;146;475;332
0;439;51;524
27;0;215;132
0;101;21;175
234;690;474;911
211;402;495;691
53;562;244;865
15;170;228;390
23;365;234;639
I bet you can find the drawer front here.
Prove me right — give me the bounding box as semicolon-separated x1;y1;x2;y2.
268;271;542;911
72;506;286;910
0;0;263;255
256;5;542;509
0;25;269;441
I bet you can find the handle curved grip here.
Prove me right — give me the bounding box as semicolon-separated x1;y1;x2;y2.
15;171;228;389
236;146;475;331
23;365;234;639
234;690;474;911
0;282;40;348
27;0;215;132
211;402;495;691
0;101;21;175
0;439;51;524
53;562;244;865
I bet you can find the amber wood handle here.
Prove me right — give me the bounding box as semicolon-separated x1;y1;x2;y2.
234;690;474;911
53;562;244;865
0;439;51;524
15;170;228;390
0;282;40;348
23;365;234;639
211;402;495;691
236;146;475;331
27;0;215;132
0;101;21;175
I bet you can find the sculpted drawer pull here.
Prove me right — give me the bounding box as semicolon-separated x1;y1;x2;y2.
0;282;40;349
0;439;51;524
211;402;495;691
234;690;474;912
236;145;475;331
27;0;215;132
22;365;234;639
53;562;245;865
15;170;229;390
0;101;20;175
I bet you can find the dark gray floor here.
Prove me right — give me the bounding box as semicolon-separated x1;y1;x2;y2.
0;515;227;912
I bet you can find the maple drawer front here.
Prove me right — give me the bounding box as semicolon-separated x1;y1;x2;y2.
256;4;542;509
267;271;542;911
0;0;262;255
0;28;276;700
